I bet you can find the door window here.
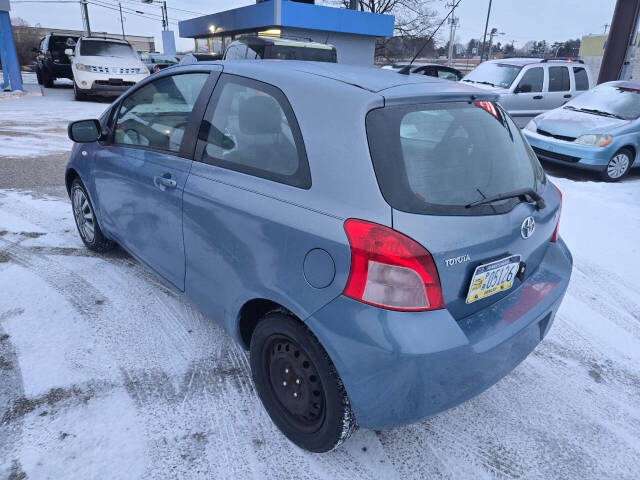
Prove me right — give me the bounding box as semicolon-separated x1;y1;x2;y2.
516;67;543;93
197;74;311;189
573;67;589;91
436;68;460;81
548;66;570;92
114;73;209;153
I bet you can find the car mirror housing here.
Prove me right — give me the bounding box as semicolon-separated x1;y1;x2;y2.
64;48;74;56
68;119;103;143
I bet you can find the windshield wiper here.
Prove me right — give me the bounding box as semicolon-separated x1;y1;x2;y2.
577;108;625;120
474;80;497;87
465;187;546;210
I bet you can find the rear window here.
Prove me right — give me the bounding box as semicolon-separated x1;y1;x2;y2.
366;102;545;216
260;45;337;63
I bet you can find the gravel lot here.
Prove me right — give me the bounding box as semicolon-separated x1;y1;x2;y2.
1;81;639;480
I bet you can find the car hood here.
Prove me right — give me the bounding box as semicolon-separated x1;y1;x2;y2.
74;55;144;69
460;80;509;94
535;107;630;138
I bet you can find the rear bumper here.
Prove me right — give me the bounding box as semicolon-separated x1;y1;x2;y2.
524;130;613;171
306;239;572;429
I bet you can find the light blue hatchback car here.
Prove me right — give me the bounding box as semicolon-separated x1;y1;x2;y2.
66;61;572;452
524;81;640;181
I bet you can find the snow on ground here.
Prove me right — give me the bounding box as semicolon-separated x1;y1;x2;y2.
1;88;639;479
0;77;106;158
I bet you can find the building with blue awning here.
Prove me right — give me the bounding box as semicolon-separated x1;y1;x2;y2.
178;0;394;66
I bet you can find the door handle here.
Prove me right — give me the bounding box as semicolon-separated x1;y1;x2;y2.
564;94;572;98
154;175;177;189
533;95;543;100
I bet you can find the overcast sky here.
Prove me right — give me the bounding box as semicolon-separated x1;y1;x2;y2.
9;0;617;52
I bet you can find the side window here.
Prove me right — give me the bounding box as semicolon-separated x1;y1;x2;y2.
548;66;570;92
437;68;459;81
224;45;236;59
197;75;311;189
516;67;543;93
114;73;209;153
573;67;589;91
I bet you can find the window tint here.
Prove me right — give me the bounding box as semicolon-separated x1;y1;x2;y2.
516;67;543;93
197;75;311;189
114;73;209;153
573;67;589;90
80;40;136;58
549;66;570;92
366;102;545;216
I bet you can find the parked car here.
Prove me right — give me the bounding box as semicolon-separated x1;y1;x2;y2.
178;52;223;65
462;58;594;127
140;52;178;73
65;61;571;452
224;36;337;62
524;81;640;181
33;33;79;87
382;62;463;81
66;36;149;101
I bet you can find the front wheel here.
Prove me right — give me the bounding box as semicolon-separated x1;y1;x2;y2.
250;313;356;452
601;148;633;182
71;178;115;252
73;82;88;101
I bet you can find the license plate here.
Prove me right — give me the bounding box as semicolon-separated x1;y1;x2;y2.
466;255;521;304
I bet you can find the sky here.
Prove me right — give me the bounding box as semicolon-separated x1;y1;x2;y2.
8;0;617;53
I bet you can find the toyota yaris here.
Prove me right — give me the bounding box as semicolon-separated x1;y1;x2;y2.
66;61;572;452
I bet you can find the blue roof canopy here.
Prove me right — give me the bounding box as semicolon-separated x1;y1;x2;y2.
178;1;394;39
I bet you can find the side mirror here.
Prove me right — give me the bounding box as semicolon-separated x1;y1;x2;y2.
515;84;532;94
65;48;74;56
68;119;103;143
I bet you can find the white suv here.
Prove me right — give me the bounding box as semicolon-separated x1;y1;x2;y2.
66;37;149;101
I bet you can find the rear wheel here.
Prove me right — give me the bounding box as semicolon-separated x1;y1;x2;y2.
250;313;355;452
41;69;53;88
36;68;43;85
71;178;115;252
601;148;632;182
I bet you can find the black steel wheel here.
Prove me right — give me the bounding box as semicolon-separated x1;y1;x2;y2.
250;313;355;452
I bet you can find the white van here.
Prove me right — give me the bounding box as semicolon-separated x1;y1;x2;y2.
462;58;594;127
66;37;149;101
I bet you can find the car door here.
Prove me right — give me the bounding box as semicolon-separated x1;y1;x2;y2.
92;68;219;290
505;66;545;118
545;65;572;109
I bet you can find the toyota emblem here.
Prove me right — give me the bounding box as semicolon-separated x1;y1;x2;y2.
521;216;535;239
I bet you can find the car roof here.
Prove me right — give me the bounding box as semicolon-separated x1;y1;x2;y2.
602;80;640;90
79;36;131;44
190;60;492;100
485;57;584;67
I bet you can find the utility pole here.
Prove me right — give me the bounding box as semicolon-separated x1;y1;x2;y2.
446;2;458;67
162;1;168;31
119;3;125;40
80;0;91;36
480;0;493;61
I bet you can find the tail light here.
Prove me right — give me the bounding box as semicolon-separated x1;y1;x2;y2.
550;182;562;242
343;219;444;311
473;100;499;118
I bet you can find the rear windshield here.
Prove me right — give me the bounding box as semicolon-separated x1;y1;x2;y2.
80;40;136;58
463;63;522;89
261;45;337;63
366;102;545;216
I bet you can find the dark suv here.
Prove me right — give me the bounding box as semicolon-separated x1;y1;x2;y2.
34;34;79;87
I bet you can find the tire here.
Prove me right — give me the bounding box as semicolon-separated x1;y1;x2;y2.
73;82;88;101
70;178;115;252
36;68;43;85
601;148;633;182
250;312;356;452
41;68;53;88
